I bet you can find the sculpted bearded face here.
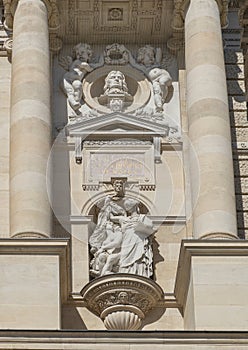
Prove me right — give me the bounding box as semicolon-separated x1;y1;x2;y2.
104;71;128;93
113;180;124;195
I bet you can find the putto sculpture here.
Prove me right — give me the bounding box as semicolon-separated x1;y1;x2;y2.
98;71;133;111
60;43;103;112
149;68;172;112
89;179;155;278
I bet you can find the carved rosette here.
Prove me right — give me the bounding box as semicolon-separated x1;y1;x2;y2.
80;274;164;330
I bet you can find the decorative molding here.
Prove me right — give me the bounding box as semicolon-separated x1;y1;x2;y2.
66;112;168;138
70;215;186;225
11;232;48;239
81;274;164;330
82;184;100;191
3;37;12;54
153;137;162;163
0;37;12;58
75;136;82;164
139;184;156;191
232;142;248;153
93;0;139;33
1;330;248;346
199;232;238;240
84;140;152;146
49;34;62;53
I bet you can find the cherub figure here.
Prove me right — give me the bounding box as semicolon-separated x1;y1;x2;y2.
60;43;104;112
148;68;172;112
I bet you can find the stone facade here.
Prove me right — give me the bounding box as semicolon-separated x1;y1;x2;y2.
0;0;248;348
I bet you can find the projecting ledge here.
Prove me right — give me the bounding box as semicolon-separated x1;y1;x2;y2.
175;240;248;330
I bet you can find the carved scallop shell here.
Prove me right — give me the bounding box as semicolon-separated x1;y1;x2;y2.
104;310;142;330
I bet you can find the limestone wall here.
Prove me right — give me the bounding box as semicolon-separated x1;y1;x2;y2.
225;49;248;238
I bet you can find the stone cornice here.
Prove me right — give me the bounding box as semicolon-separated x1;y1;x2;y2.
1;330;248;347
172;0;229;31
3;0;60;31
174;239;248;311
0;239;70;302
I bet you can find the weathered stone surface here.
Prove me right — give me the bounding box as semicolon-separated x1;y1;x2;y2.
231;127;248;141
236;194;248;211
230;111;248;127
235;177;248;194
234;159;248;177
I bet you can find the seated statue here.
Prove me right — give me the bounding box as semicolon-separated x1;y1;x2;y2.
89;180;156;278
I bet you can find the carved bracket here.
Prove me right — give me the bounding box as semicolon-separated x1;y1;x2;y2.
81;274;164;330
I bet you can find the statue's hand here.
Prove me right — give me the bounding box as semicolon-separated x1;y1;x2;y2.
79;62;93;72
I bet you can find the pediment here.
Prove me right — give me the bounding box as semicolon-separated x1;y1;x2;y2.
66;112;168;138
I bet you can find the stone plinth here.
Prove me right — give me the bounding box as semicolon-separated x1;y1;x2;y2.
175;240;248;330
80;274;164;330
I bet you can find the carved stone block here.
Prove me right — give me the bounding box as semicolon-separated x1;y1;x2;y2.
80;274;164;330
83;141;155;188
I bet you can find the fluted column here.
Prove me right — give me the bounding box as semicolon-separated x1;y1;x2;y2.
185;0;238;239
10;0;52;238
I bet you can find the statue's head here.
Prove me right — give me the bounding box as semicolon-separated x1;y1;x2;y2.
72;43;93;62
112;179;125;197
104;70;128;94
137;45;156;67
